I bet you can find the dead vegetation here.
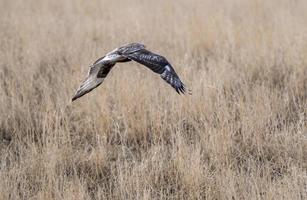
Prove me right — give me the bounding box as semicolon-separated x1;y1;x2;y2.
0;0;306;199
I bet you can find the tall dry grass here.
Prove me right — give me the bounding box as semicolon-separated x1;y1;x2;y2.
0;0;306;199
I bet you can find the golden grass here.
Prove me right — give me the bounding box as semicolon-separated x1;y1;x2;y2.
0;0;306;199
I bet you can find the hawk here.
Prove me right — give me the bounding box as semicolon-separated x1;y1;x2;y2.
72;43;187;101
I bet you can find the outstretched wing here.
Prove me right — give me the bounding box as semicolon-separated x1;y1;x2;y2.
72;62;114;101
122;49;186;94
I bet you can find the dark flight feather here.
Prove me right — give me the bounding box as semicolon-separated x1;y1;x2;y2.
122;49;186;94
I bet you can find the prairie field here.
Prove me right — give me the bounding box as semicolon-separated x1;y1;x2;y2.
0;0;306;199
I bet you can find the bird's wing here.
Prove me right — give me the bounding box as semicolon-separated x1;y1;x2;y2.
122;49;186;94
72;62;114;101
93;56;105;65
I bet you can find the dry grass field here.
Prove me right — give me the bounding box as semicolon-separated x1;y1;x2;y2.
0;0;306;199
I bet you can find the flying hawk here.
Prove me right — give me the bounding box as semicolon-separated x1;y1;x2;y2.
72;43;186;101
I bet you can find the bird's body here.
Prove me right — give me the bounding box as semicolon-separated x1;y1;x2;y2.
72;43;186;101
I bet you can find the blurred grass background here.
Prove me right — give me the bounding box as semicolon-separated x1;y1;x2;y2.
0;0;306;199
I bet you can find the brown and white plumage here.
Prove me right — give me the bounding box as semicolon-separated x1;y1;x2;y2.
72;43;186;101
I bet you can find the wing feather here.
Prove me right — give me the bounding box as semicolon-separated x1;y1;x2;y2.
123;49;186;94
72;63;114;101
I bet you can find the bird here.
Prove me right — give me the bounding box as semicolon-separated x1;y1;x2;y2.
71;43;187;102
